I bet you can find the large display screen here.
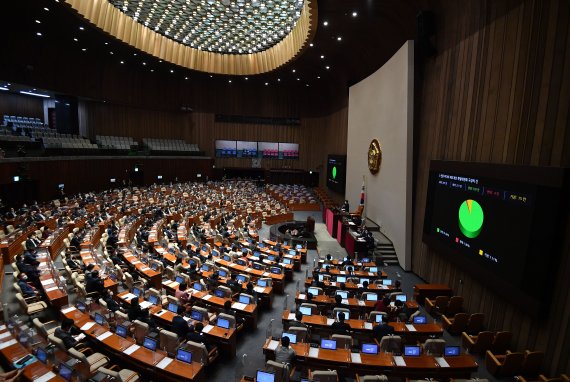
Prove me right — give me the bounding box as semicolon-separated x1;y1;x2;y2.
326;155;347;194
215;140;299;159
423;161;568;315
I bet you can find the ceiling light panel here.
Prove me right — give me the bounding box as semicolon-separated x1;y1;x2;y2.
108;0;305;54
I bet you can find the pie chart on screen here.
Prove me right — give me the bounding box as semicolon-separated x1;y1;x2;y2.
458;199;484;238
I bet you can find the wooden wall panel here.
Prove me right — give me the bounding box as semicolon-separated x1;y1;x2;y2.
413;0;570;374
0;92;44;120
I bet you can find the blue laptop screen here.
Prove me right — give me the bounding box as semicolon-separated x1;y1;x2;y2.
214;289;225;298
365;293;378;301
445;346;460;356
320;339;337;350
236;275;247;283
175;276;184;284
307;287;319;296
382;279;392;286
395;295;408;302
116;325;127;338
148;295;159;305
369;267;378;272
336;276;346;283
271;267;281;274
218;269;227;277
193;282;203;291
191;310;203;321
375;314;383;323
217;317;230;329
282;332;297;344
288;250;296;255
176;348;193;364
59;363;73;381
239;295;250;304
283;258;292;264
336;291;348;299
257;279;267;287
132;287;142;297
95;313;105;325
299;306;312;316
36;348;47;363
256;370;275;382
404;346;421;356
143;336;158;351
413;315;427;324
362;343;378;354
168;302;178;313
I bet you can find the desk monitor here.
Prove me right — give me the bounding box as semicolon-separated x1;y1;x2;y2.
190;310;203;321
253;263;263;270
299;306;312;316
201;246;208;252
375;314;383;323
335;291;348;299
132;287;142;297
288;250;296;256
212;250;220;257
382;279;393;286
282;332;297;344
236;274;247;283
76;301;86;313
214;289;226;298
218;269;228;278
201;264;210;271
258;243;265;248
176;348;193;364
236;259;247;266
296;244;303;249
283;258;292;265
270;267;281;274
222;255;231;262
413;315;427;324
116;324;128;338
150;262;158;271
254;251;261;257
283;240;289;246
444;346;461;356
318;274;325;282
36;347;47;363
94;312;105;326
404;346;421;356
365;293;378;301
395;294;408;302
369;267;378;272
175;276;184;284
168;302;178;313
148;294;159;306
238;295;251;304
336;276;347;283
267;255;276;262
257;279;268;287
362;258;370;263
193;282;203;291
273;246;279;251
217;317;230;329
361;343;379;355
143;336;158;352
256;370;275;382
59;362;73;381
320;339;337;350
307;287;319;296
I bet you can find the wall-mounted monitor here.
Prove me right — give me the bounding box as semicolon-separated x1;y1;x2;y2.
259;142;279;158
215;140;237;158
236;141;257;158
423;160;568;316
326;155;347;194
279;142;299;159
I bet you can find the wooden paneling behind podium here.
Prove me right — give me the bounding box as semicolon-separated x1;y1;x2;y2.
413;0;570;375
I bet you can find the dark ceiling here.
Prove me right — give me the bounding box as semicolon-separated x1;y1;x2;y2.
0;0;423;114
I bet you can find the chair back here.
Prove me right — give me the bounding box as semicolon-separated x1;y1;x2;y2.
133;320;149;344
521;351;544;376
48;333;67;351
311;370;338;382
300;303;318;315
266;360;291;382
369;311;387;322
218;285;232;297
288;327;308;342
15;293;28;312
331;334;352;349
68;347;88;365
332;308;351;320
185;340;209;365
466;313;485;334
218;313;236;329
449;313;469;334
165;267;176;280
193;306;209;319
423;338;446;356
159;329;179;356
124;273;135;290
471;331;494;354
491;331;512;354
360;376;388;382
447;296;464;315
500;352;525;376
239;293;255;305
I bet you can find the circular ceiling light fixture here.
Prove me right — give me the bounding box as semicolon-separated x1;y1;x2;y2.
64;0;317;75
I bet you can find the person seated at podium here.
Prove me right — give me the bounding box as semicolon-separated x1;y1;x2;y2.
331;312;351;335
101;290;120;312
226;273;241;294
275;336;296;364
205;271;219;291
341;200;350;213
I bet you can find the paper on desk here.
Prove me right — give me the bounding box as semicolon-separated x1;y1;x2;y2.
183;316;191;322
157;357;173;369
287;313;295;320
202;324;214;334
140;266;150;271
364;322;373;330
124;344;140;355
267;340;279;351
435;357;450;367
298;293;306;300
80;322;96;331
0;332;11;340
245;268;253;272
254;287;266;293
61;306;76;314
326;318;334;325
368;272;375;276
231;302;247;310
339;271;346;275
308;347;319;358
405;324;417;332
262;272;270;277
122;293;137;300
0;339;17;349
45;287;59;292
155;310;168;317
0;324;6;330
41;279;54;286
341;299;349;305
358;300;366;306
203;294;212;301
379;285;388;289
132;260;141;265
97;331;113;341
393;356;406;367
34;371;56;382
140;301;153;309
330;282;337;287
351;353;362;363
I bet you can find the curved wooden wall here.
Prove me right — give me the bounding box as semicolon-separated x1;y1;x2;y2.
413;0;570;375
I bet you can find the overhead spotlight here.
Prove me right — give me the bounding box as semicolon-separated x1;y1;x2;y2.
170;69;174;73
184;76;188;80
82;48;87;51
35;20;41;24
337;36;342;41
43;7;49;11
292;69;296;73
120;60;124;64
104;42;109;45
228;79;232;83
142;62;147;65
79;26;84;30
352;11;358;17
245;77;248;80
323;21;328;26
309;43;314;47
265;82;269;86
320;55;324;59
325;66;330;70
36;32;42;36
73;38;78;42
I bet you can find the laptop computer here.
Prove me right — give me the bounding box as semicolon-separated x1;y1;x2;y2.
214;289;226;298
168;302;178;313
143;336;158;352
404;345;421;356
413;315;427;324
132;287;142;297
94;312;105;326
336;276;347;283
35;347;48;363
375;314;383;323
445;346;461;356
283;258;292;264
193;282;203;291
270;267;281;274
236;275;247;283
191;310;204;321
336;291;348;299
299;306;312;316
307;287;319;296
239;295;251;304
369;266;378;272
175;276;184;284
365;293;378;301
361;343;379;355
256;370;275;382
395;295;408;302
282;332;297;344
257;279;268;287
288;250;296;255
382;279;392;286
148;294;159;306
320;339;337;350
176;348;193;364
116;324;128;338
218;269;228;278
59;363;73;381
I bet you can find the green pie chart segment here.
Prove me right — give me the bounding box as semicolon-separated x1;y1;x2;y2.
332;166;337;179
458;199;484;238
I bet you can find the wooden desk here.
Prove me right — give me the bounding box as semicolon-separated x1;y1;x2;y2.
262;339;478;379
37;250;69;309
78;249;118;294
121;251;162;289
61;306;205;381
345;229;369;258
213;258;285;294
413;284;453;305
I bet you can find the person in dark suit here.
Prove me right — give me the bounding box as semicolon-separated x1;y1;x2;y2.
171;314;190;341
66;254;84;271
226;273;241;294
17;273;38;298
331;312;351;335
372;321;395;340
187;323;213;351
85;270;105;295
25;235;37;250
288;311;307;330
55;318;83;349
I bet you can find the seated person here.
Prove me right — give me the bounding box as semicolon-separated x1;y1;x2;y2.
372;320;395;340
101;290;120;312
66;254;84;271
375;297;391;314
245;282;258;303
55;318;84;349
128;298;156;328
220;300;244;326
275;336;296;364
175;282;190;304
17;273;39;299
331;312;351;335
171;313;190;341
226;273;241;295
288;311;307;330
85;270;105;295
205;271;219;291
187;322;213;351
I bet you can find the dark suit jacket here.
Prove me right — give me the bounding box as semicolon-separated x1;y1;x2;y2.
55;327;77;349
372;323;395;339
